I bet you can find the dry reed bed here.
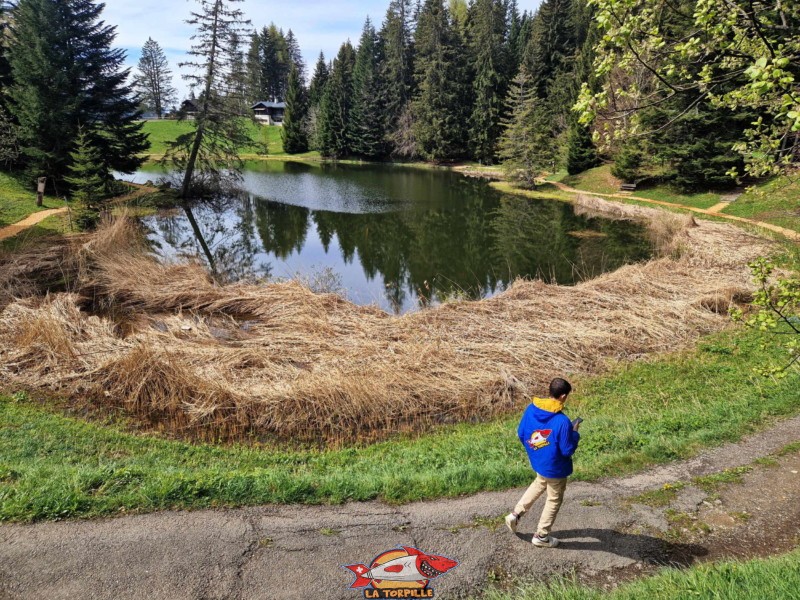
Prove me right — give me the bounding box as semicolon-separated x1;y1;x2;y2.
0;196;773;445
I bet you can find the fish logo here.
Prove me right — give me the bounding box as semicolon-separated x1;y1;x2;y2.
343;546;458;598
528;429;552;450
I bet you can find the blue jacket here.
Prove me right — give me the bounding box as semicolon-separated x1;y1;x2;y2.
518;397;580;479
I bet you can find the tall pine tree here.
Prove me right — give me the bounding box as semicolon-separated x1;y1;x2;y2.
467;0;511;163
379;0;415;145
134;38;177;118
168;0;251;198
6;0;147;189
412;0;469;161
308;52;329;107
318;41;356;158
281;63;308;154
352;18;387;159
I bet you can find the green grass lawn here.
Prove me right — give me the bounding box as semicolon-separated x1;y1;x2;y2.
140;119;321;159
479;548;800;600
722;176;800;233
0;171;62;227
552;165;724;209
1;325;798;523
0;213;73;252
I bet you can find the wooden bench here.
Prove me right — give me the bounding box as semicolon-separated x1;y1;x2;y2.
620;183;637;192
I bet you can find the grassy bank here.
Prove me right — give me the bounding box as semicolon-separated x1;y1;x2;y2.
722;175;800;233
1;325;798;523
479;548;800;600
550;165;725;209
140;119;321;159
0;172;61;227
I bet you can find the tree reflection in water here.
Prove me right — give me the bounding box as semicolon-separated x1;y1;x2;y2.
142;162;652;313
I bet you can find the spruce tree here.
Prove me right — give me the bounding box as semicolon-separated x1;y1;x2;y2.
412;0;470;161
285;29;304;78
134;38;178;118
64;128;107;229
318;41;356;158
498;66;555;187
168;0;251;198
281;63;308;154
245;31;263;103
6;0;147;188
308;52;329;107
379;0;415;143
0;0;11;112
523;0;578;98
565;118;599;175
351;18;387;159
467;0;510;163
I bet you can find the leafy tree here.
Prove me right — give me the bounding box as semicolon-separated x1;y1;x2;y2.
64;129;107;229
578;0;800;177
467;0;511;163
412;0;470;161
732;258;800;376
281;63;308;154
317;41;356;158
498;66;556;186
167;0;251;198
352;18;388;159
6;0;147;189
134;38;177;118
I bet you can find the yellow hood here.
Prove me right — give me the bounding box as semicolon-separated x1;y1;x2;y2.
532;396;565;414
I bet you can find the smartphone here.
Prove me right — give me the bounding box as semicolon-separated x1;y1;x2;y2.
572;417;584;427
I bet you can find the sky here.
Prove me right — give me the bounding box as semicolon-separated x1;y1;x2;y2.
101;0;545;101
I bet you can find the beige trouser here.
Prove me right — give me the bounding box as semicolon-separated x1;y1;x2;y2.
513;474;567;537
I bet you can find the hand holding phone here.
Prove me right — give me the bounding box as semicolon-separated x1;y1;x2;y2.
572;417;584;431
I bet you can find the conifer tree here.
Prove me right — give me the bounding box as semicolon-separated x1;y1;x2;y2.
134;38;177;118
285;29;304;78
352;18;387;159
308;52;329;107
245;31;262;102
6;0;147;188
523;0;578;98
467;0;510;163
565;118;599;175
281;63;308;154
379;0;415;143
168;0;251;198
226;32;249;115
0;0;11;113
498;66;555;187
65;129;107;228
318;41;356;158
412;0;469;161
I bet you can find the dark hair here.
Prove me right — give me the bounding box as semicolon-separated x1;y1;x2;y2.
549;378;572;399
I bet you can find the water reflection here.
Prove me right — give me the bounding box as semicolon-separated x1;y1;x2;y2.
141;162;652;314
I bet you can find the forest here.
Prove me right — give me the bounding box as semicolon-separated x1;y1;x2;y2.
1;0;797;212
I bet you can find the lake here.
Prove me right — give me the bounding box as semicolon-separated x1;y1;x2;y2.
127;161;652;314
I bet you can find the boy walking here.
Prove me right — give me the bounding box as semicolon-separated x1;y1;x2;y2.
505;378;581;548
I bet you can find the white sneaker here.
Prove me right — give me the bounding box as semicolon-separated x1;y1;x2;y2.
532;534;560;548
504;513;518;533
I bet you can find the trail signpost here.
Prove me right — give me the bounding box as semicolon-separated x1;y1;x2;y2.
36;177;46;207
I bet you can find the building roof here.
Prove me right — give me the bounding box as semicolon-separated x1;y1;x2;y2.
252;101;286;109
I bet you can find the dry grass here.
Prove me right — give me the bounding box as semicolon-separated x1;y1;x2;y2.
0;199;774;445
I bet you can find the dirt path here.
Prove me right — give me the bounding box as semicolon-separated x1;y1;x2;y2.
2;415;799;600
0;183;157;244
0;208;68;242
547;181;800;242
